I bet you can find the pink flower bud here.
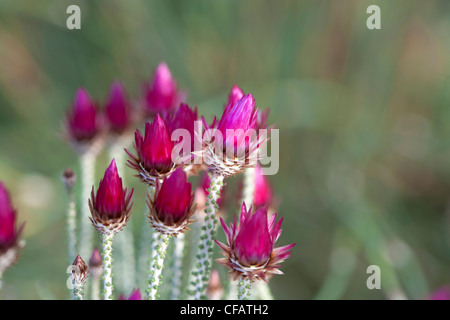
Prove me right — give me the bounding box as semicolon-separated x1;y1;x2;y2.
234;207;273;266
67;88;99;142
89;248;102;269
165;103;198;152
95;160;127;218
144;63;180;116
89;159;133;235
202;91;266;177
0;183;24;253
126;114;176;186
105;81;130;134
217;94;258;150
148;168;195;235
215;203;295;281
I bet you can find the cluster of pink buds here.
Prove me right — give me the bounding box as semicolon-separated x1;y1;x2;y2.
65;82;136;153
0;183;25;277
59;62;294;301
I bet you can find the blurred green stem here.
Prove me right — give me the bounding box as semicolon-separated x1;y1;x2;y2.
138;186;155;290
66;189;77;265
91;274;100;300
79;151;96;260
170;233;185;300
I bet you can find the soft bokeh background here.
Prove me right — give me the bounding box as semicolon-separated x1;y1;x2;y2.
1;0;450;299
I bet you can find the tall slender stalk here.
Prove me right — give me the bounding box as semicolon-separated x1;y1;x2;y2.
91;275;101;300
138;186;155;289
66;192;77;265
79;151;96;259
192;171;224;300
170;233;185;300
101;233;115;300
242;167;255;211
147;232;170;300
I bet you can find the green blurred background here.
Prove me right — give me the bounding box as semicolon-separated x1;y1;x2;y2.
1;0;450;299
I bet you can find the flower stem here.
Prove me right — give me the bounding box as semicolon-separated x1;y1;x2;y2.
254;281;274;300
192;171;224;300
72;280;85;300
91;275;101;300
238;277;252;300
242;167;256;209
101;233;115;300
147;232;170;300
79;151;96;259
138;186;155;289
66;191;77;265
170;233;185;300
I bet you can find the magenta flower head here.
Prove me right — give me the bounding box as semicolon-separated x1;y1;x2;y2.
202;90;267;177
147;168;195;235
253;164;272;209
89;159;133;235
144;62;184;117
126;114;176;186
66;88;100;144
105;81;131;134
215;203;295;281
0;183;25;257
165;103;205;175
